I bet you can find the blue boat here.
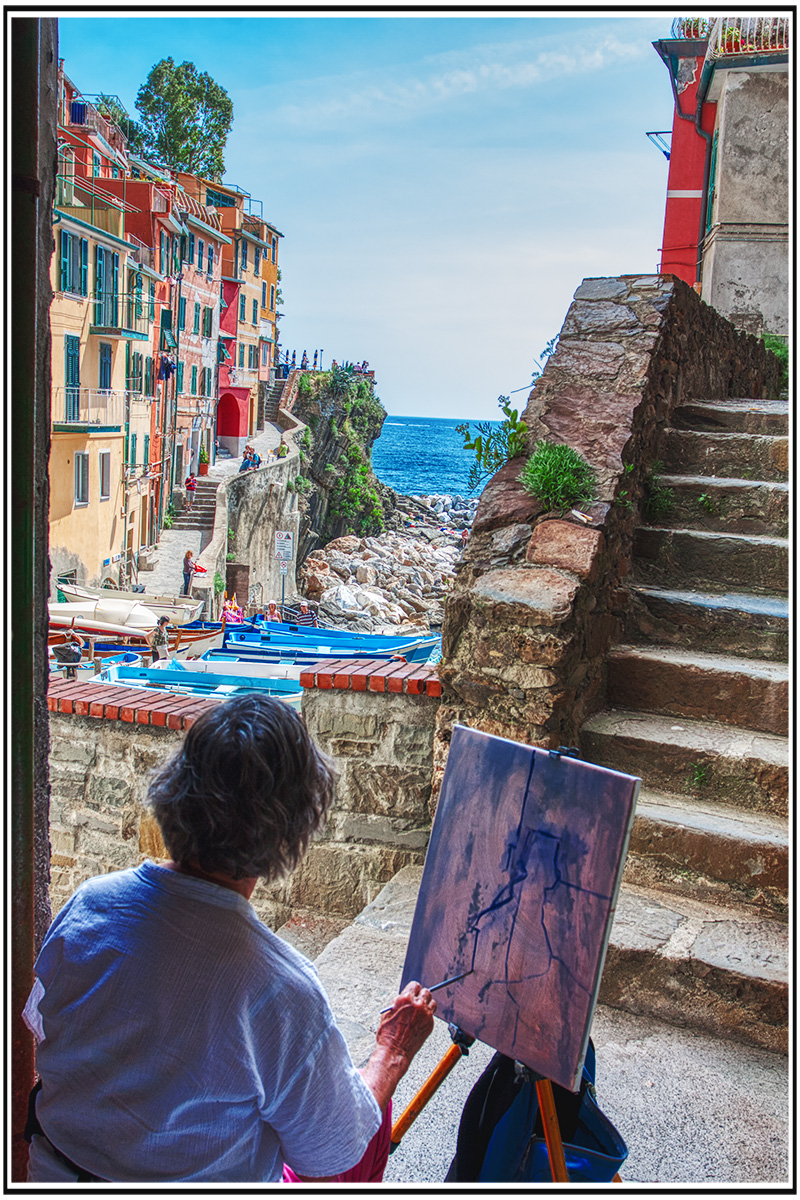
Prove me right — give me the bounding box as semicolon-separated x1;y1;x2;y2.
97;659;304;709
223;622;438;663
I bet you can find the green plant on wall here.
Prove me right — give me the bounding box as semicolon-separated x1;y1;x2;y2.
328;443;385;536
456;396;529;493
213;570;225;595
297;373;313;401
762;332;788;391
520;442;597;512
642;461;674;522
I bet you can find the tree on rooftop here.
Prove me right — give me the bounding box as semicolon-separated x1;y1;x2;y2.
134;58;233;179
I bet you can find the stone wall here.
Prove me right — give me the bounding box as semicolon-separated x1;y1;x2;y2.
434;274;782;797
46;668;440;929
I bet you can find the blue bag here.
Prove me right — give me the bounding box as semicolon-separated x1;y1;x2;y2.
446;1040;628;1183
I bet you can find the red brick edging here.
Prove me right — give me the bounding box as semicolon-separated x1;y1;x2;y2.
48;660;441;726
298;659;442;697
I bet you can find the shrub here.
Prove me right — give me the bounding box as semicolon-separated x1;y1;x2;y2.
213;571;225;595
297;373;313;401
520;442;597;512
456;397;528;493
762;331;788;390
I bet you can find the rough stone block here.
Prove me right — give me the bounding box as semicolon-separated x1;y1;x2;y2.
472;459;543;535
472;566;580;627
562;300;641;336
573;278;630;300
552;339;626;376
526;520;604;580
393;723;435;766
345;765;431;820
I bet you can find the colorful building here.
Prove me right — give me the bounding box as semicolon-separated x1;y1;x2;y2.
654;16;789;334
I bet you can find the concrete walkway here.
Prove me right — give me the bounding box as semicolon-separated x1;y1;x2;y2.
139;422;290;597
307;868;789;1186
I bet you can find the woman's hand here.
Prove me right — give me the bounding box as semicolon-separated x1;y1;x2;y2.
376;981;436;1065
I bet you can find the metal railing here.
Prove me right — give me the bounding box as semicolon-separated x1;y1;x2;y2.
670;17;712;39
91;290;152;337
63;94;127;155
708;16;790;57
126;234;155;270
52;387;126;426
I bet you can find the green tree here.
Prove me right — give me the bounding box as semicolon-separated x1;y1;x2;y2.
134;59;233;178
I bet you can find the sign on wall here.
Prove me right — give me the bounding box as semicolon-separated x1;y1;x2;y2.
275;531;294;560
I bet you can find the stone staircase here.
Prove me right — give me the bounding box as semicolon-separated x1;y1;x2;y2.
170;477;220;532
263;377;285;422
581;396;789;1052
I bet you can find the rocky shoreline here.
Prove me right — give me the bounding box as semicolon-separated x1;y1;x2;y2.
297;493;478;633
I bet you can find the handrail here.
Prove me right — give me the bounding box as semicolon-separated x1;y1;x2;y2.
51;386;126;426
707;16;790;58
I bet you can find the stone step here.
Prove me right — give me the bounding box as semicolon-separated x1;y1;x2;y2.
581;709;787;815
633;527;788;594
672;399;788;436
624;790;787;919
600;884;787;1053
621;586;788;663
649;474;788;536
606;645;788;736
660;430;788;481
171;518;214;531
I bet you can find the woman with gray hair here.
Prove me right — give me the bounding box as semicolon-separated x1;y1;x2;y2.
23;695;436;1182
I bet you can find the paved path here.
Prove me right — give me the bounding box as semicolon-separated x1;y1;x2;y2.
139;422;290;596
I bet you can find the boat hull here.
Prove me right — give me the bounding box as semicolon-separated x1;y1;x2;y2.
58;582;204;625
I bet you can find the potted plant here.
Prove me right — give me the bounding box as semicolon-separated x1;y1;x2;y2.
198;445;210;476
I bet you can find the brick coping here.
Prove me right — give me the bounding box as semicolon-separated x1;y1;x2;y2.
48;660;441;726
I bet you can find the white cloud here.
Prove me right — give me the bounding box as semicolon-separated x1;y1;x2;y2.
272;34;648;130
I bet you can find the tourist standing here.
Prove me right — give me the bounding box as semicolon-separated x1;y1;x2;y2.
146;616;171;663
266;601;282;624
184;473;197;513
182;551;196;597
294;602;318;628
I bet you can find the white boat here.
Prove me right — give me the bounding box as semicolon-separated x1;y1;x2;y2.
152;655;310;683
49;598;159;636
58;582;204;625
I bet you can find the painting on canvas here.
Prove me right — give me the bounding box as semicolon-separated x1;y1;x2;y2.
401;725;640;1091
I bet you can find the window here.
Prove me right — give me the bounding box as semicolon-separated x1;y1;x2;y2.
98;343;112;390
199;368;206;397
262;282;267;308
239;293;246;322
191;365;198;394
180;234;187;262
188;232;195;265
178;296;186;330
240;240;248;271
127;350;143;393
207;245;214;275
238;343;245;368
251;299;257;325
159;230;168;275
143;435;150;468
193;303;201;334
59;230;88;295
249;344;257;369
176;361;185;393
254;246;261;274
262;342;269;366
92;151;101;178
64;335;81;420
129;433;137;467
203;306;213;338
99;450;111;501
149;282;155;321
270;285;275;311
144;356;155;396
271;236;277;263
95;246;120;326
74;452;89;506
198;240;204;272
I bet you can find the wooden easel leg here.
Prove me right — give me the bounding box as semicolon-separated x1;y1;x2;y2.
535;1078;570;1182
389;1027;475;1152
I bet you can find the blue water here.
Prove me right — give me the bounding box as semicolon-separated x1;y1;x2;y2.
371;414;500;498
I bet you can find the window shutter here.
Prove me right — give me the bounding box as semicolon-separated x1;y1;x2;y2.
191;365;198;394
208;246;214;275
143;435;150;468
60;230;70;291
149;282;155;320
262;282;266;307
80;238;88;295
96;245;105;322
176;361;184;392
179;297;186;329
188;232;195;264
252;299;257;325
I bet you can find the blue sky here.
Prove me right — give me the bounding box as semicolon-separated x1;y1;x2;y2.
58;14;675;419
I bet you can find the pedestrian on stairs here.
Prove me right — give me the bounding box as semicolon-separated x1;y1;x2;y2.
185;473;197;513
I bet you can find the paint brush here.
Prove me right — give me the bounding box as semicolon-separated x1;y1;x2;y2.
379;970;473;1015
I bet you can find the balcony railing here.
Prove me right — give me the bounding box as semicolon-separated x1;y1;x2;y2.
52;387;125;427
126;234;155;271
708;16;790;58
670;17;712;39
64;95;128;155
90;290;152;338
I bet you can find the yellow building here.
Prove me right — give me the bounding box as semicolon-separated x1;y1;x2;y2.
50;159;152;591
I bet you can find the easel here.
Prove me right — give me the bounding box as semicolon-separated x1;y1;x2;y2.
389;1023;620;1183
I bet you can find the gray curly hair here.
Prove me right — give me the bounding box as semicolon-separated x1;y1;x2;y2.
148;694;335;881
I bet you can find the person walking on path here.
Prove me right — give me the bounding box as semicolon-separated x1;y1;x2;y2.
22;695;435;1182
184;473;197;513
146;615;171;663
182;551;196;597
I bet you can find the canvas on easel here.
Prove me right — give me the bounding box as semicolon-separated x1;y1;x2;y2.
401;725;640;1092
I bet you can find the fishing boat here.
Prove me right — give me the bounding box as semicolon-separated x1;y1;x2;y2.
204;643;408;666
50;602;225;659
49;648;142;680
223;622;438;663
97;659;304;709
57;580;204;626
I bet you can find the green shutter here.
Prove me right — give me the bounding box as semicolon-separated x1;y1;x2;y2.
80;238;88;295
96;245;105;323
188;232;195;264
60;230;70;291
191;365;198;394
176;361;184;392
143;434;150;467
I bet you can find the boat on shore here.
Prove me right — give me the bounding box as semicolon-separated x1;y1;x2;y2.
97;658;304;709
57;580;204;625
223;621;438;663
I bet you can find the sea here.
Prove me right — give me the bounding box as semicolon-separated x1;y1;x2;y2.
371;414;499;499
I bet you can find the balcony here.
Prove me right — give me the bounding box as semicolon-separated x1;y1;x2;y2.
52;387;125;429
707;16;790;59
64;94;128;156
90;290;151;339
55;174;128;240
126;234;155;271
